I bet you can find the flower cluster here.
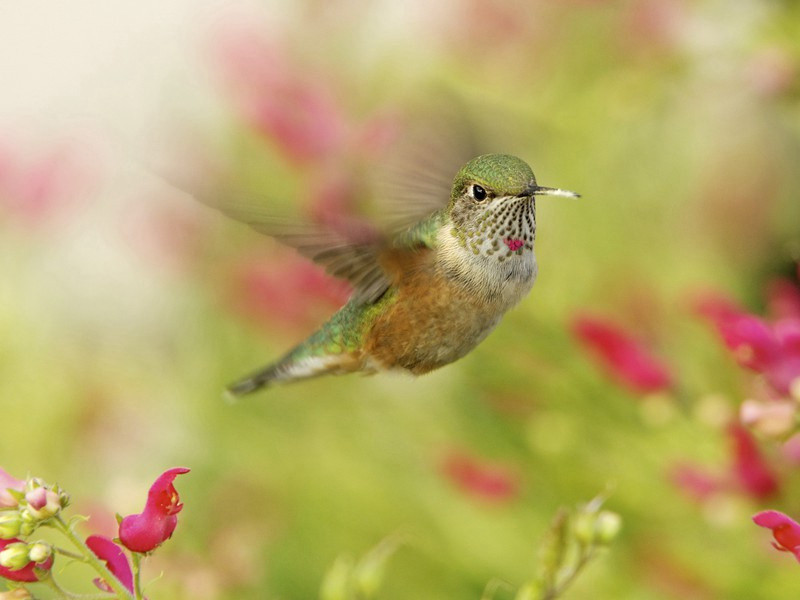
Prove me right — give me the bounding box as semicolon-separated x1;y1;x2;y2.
0;466;189;598
691;272;800;563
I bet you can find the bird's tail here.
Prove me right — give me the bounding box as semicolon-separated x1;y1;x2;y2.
224;347;363;399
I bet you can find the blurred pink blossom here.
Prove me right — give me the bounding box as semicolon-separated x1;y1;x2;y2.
696;292;800;397
0;142;94;227
120;198;208;273
752;510;800;562
0;469;24;508
213;25;347;166
728;424;780;500
669;463;721;503
745;47;797;98
571;314;673;394
624;0;685;54
229;254;351;334
767;278;800;321
118;467;190;553
86;535;133;593
671;425;780;502
212;22;398;171
781;433;800;466
0;538;53;583
441;452;518;502
739;398;796;438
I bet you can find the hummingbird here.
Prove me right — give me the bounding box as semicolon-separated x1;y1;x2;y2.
223;153;578;396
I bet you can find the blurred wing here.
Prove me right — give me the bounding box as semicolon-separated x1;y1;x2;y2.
375;101;485;231
207;198;393;305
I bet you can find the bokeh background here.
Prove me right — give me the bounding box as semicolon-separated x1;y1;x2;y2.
2;0;800;597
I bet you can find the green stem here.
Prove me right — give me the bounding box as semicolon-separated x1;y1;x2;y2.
42;571;115;599
130;552;144;600
52;515;134;600
542;549;595;600
53;546;89;561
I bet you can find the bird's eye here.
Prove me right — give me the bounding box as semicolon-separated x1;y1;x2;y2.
471;184;487;201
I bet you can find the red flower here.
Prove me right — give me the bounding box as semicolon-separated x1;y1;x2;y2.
753;510;800;562
0;538;53;583
118;468;190;553
86;535;133;593
0;468;25;508
441;452;518;502
728;424;780;500
571;315;672;394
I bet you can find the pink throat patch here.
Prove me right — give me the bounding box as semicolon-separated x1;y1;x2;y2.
504;238;524;251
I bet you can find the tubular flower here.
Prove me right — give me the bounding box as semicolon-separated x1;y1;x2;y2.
118;468;190;553
86;535;133;593
0;538;53;583
753;510;800;562
0;469;25;509
572;315;672;394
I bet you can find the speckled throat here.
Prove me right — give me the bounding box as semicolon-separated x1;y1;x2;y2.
452;195;536;261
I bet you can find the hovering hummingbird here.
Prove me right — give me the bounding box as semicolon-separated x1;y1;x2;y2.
223;153;578;396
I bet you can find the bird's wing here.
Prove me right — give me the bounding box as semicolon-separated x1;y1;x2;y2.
203;198;398;305
373;104;483;231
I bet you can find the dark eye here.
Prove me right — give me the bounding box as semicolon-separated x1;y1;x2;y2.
471;184;487;201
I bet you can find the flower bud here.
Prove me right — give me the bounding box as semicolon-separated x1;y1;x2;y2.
27;543;51;564
595;511;622;545
18;512;37;537
572;511;597;546
0;543;30;570
0;513;22;539
24;487;62;521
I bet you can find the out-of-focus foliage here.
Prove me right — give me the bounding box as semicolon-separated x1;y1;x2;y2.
2;0;800;598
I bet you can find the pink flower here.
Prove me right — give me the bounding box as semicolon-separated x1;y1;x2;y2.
118;468;190;553
767;278;800;321
753;510;800;562
669;463;722;503
212;24;347;166
571;314;672;394
0;538;53;583
728;424;780;500
696;293;800;396
86;535;133;593
441;452;518;502
0;469;24;508
0;141;94;227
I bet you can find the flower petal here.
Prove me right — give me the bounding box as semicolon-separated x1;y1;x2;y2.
86;535;133;593
118;468;189;553
753;510;800;554
0;469;25;509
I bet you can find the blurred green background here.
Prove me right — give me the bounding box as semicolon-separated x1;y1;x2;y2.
2;0;800;598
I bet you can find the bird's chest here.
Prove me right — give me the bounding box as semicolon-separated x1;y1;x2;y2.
364;242;537;374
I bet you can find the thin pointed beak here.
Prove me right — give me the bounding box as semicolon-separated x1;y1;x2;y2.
528;185;580;198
